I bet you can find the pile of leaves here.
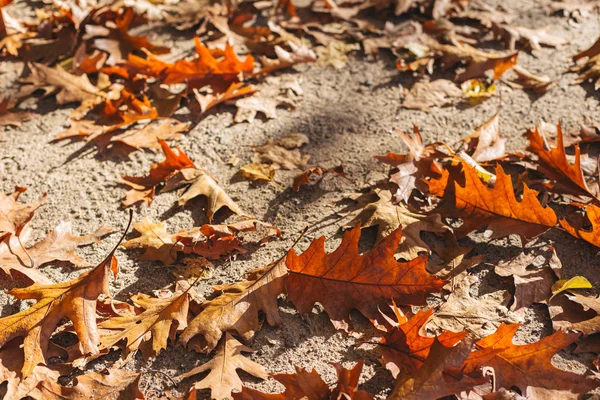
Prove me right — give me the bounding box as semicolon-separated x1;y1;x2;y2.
2;0;600;399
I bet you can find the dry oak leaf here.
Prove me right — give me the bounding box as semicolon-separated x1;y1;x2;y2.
495;247;561;316
193;82;257;114
0;240;119;377
122;139;195;207
342;188;448;260
121;218;266;265
179;258;286;353
251;133;310;170
286;225;444;331
240;163;276;182
234;360;372;400
254;41;317;76
560;204;600;247
20;63;102;105
571;36;600;88
402;79;463;112
99;290;190;359
495;25;567;50
179;332;268;400
376;125;447;202
430;163;557;240
110;119;190;152
0;97;36;127
389;337;483;400
504;65;553;93
0;187;46;239
379;308;467;379
126;38;254;91
91;7;169;65
0;221;114;286
426;275;521;338
462;323;600;398
526;123;598;200
460;112;506;162
234;76;303;124
548;292;600;336
292;165;345;192
35;368;145;399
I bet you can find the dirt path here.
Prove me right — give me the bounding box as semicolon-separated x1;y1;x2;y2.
1;0;600;397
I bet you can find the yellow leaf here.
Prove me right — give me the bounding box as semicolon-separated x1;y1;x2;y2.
551;276;593;298
240;163;275;181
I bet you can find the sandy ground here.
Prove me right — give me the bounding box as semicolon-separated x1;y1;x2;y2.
1;0;600;398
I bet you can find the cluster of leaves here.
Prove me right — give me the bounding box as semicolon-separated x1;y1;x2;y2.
2;0;600;399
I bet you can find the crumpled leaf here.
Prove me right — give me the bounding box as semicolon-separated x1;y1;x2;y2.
526;123;597;200
111;120;190;152
0;238;120;376
234;76;303;123
402;79;462;112
495;25;567;50
179;258;287;353
425;275;521;338
255;41;317;76
342;188;448;260
380;309;466;379
430;163;557;241
179;332;268;400
462;323;599;399
316;40;360;69
504;65;553;93
495;247;561;315
99;290;190;359
286;225;444;331
0;187;46;239
0;97;36;127
460;112;506;162
293;165;345;192
560;204;600;248
193;83;257;115
240;163;276;181
571;36;600;88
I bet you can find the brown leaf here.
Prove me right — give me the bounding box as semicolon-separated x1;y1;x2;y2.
36;368;145;399
342;188;448;260
504;65;553;93
286;225;444;330
380;309;466;379
430;163;557;240
193;82;257;114
525;123;597;200
462;323;599;398
0;97;36;127
240;163;276;182
0;239;120;376
179;332;268;400
255;41;317;76
402;79;463;112
111;120;190;152
549;292;600;336
179;258;287;352
389;337;483;400
251;133;310;170
495;25;567;50
99;290;190;359
460;112;506;162
234;76;303;123
0;187;46;239
495;247;561;315
426;275;521;337
20;63;102;105
560;204;600;247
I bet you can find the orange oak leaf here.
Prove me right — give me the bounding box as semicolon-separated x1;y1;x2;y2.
125;38;254;91
193;82;258;114
179;258;287;352
525;123;597;200
462;323;600;398
379;309;466;379
430;163;557;240
560;204;600;247
0;231;123;377
286;226;444;330
233;360;372;400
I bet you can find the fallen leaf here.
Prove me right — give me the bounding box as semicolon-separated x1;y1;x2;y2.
234;76;303;123
99;290;190;359
316;40;360;69
402;79;462;111
495;25;567;50
193;82;257;114
426;275;521;338
255;41;317;76
551;275;593;297
495;247;561;315
0;97;36;127
379;309;466;379
286;225;444;331
430;163;557;241
179;258;287;352
549;292;600;336
179;332;268;400
504;65;553;93
0;187;46;239
111;120;190;151
561;204;600;247
571;36;600;88
240;163;276;181
462;323;599;398
526;123;597;200
460;112;506;162
251;133;310;170
292;165;345;192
